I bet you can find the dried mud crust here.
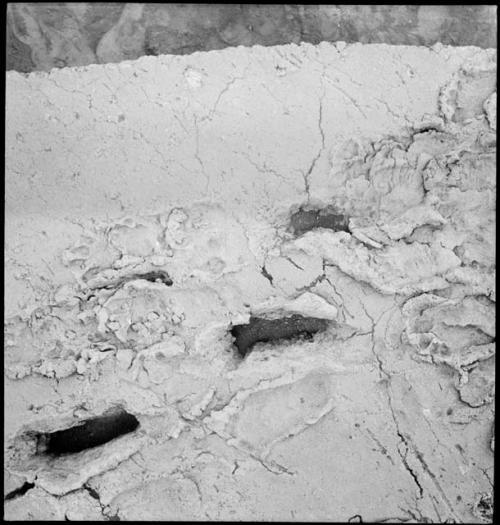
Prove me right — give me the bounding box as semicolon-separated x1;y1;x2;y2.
4;43;496;522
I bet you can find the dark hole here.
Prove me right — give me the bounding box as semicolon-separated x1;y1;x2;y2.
414;125;441;134
90;270;173;290
290;207;350;236
131;270;173;286
36;408;139;456
4;481;35;501
231;314;330;358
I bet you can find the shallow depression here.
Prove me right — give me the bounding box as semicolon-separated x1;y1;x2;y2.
231;314;331;358
36;408;140;456
290;207;350;236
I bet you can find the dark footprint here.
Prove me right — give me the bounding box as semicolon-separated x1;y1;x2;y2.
231;314;330;358
36;408;139;456
290;207;350;236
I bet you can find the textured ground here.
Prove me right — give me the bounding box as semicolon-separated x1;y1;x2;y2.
6;4;497;72
4;42;496;522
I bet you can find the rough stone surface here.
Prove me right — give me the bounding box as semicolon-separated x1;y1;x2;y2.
4;42;496;522
6;4;498;72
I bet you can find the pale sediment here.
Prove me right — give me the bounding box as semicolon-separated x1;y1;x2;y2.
4;42;496;522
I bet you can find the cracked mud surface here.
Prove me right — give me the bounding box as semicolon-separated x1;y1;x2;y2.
4;42;496;522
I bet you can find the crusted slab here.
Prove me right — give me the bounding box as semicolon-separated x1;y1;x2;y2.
5;42;496;522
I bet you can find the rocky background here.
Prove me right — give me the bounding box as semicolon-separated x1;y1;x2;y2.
6;4;498;72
